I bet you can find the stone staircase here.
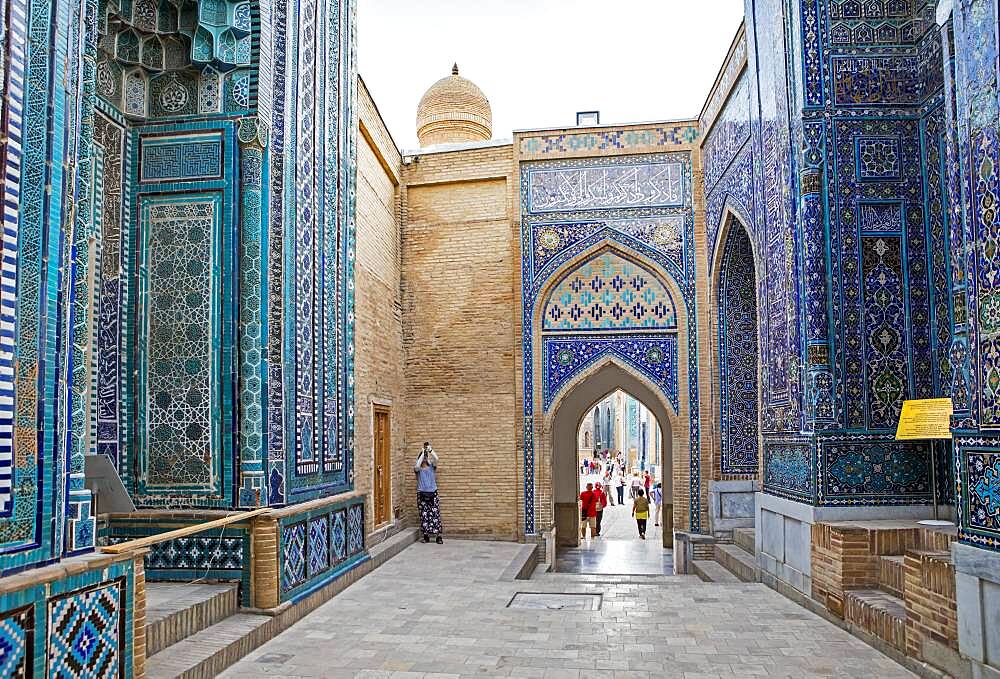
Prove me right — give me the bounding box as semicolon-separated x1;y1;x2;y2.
842;548;955;656
142;527;420;678
811;521;959;663
144;583;276;679
692;527;760;583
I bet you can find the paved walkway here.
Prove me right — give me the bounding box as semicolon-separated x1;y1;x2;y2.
221;541;915;679
556;504;672;575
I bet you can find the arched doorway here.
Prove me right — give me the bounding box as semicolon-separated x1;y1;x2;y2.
713;216;760;479
550;360;676;551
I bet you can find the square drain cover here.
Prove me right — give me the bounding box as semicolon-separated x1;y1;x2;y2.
507;592;602;611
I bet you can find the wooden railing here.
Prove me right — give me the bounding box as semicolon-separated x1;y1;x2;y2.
100;507;270;554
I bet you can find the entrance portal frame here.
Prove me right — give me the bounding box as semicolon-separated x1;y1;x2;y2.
525;237;695;542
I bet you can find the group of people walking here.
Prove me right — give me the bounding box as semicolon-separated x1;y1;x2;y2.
579;472;663;540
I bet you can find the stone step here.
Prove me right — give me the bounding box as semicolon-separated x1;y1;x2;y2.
145;613;276;679
533;572;700;586
844;589;907;653
714;543;759;582
878;555;906;598
692;559;741;583
145;583;240;657
733;527;755;556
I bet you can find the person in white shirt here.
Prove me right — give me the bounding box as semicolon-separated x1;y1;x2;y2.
650;483;663;526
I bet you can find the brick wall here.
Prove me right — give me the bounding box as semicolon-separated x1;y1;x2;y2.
810;521;961;672
251;516;279;609
811;524;883;615
133;554;147;679
904;550;959;660
400;144;518;539
354;78;412;539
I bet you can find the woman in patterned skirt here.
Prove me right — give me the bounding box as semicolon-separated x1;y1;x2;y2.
415;442;443;543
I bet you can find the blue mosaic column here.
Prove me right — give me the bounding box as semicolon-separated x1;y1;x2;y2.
237;118;268;508
941;11;974;428
61;0;100;553
945;0;1000;551
800;118;835;431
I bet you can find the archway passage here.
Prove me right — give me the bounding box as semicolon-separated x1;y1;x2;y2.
576;390;664;538
551;361;675;575
717;220;759;477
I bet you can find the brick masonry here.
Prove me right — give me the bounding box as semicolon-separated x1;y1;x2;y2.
400;144;519;539
904;550;959;660
355;78;413;541
809;521;960;673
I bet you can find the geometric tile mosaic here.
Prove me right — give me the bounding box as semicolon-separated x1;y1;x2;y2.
856;137;902;180
281;522;306;592
332;510;347;564
46;580;122;679
280;498;365;602
542;251;677;332
0;606;31;679
542;334;679;412
348;503;364;556
717;223;759;476
308;517;330;577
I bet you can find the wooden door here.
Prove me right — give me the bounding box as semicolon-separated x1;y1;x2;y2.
373;407;391;526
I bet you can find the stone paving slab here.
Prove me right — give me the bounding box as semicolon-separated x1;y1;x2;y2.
219;540;916;679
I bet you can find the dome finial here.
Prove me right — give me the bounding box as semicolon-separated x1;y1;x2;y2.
452;63;459;76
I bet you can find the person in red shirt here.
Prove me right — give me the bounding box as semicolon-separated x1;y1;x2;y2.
593;482;608;536
644;471;652;494
579;482;598;539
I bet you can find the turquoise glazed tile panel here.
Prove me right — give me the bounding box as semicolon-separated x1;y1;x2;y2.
136;192;230;500
278;496;365;604
0;558;134;677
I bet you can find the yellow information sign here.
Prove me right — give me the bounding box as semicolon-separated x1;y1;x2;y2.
895;398;954;440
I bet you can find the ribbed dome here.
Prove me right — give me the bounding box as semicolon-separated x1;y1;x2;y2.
416;64;493;147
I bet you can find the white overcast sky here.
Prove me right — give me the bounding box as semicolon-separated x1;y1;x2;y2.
357;0;747;151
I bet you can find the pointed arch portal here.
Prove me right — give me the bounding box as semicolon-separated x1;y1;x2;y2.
550;360;675;548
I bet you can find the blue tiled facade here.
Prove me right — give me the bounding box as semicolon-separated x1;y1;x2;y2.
511;0;998;552
278;495;366;604
519;149;700;533
0;0;359;573
700;0;999;557
0;556;137;677
1;0;999;673
701;0;963;519
941;0;1000;552
0;0;359;672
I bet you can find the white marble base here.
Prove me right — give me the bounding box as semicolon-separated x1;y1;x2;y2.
953;542;1000;677
708;480;757;537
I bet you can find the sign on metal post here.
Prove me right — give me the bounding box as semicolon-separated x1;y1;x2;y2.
895;398;953;440
894;398;954;525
